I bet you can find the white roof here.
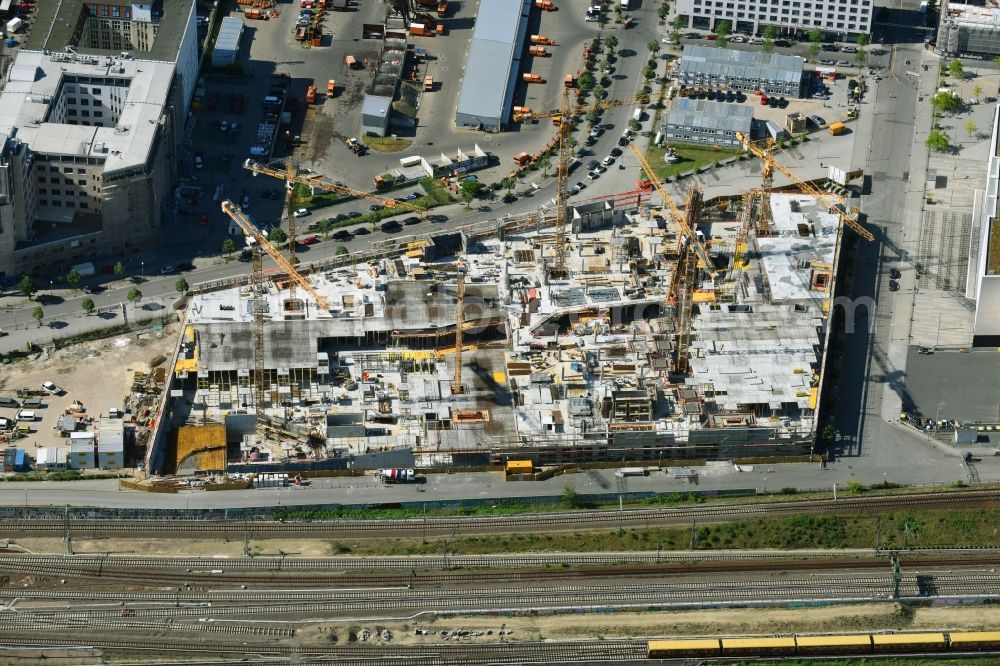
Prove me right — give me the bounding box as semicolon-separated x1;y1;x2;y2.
36;447;68;465
0;50;174;174
756;194;839;304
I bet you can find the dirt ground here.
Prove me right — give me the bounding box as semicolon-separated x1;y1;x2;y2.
297;604;1000;645
0;325;178;460
16;536;334;558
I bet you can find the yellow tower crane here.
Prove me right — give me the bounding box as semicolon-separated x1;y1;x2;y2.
629;143;716;277
733;132;874;243
629;144;718;375
244;159;431;219
513;93;650;275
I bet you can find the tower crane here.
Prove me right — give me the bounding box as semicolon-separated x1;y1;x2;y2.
284;158;298;300
628;143;716;277
425;261;469;394
733;132;874;243
221;200;332;428
244;159;430;218
629;144;717;375
513;92;650;274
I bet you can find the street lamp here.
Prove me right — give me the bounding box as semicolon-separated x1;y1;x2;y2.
140;261;144;278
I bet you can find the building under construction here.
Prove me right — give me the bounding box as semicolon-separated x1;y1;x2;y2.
160;144;865;474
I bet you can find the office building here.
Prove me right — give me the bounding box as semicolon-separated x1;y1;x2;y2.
662;98;754;148
675;45;806;98
675;0;873;39
967;105;1000;345
0;0;198;279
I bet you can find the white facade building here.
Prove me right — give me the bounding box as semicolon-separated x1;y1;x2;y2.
966;105;1000;345
675;0;873;38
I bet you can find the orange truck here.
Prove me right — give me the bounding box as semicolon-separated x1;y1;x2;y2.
436;1;447;15
528;45;547;56
345;54;357;68
423;76;434;91
513;152;534;167
327;80;336;97
306;84;317;103
534;0;555;9
409;22;431;36
564;74;575;87
530;34;555;45
522;73;543;83
245;8;265;19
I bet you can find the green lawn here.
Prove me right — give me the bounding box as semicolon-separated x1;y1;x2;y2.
646;143;742;180
310;506;1000;556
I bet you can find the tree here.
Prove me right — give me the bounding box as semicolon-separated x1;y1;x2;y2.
973;84;983;99
931;90;960;113
948;58;964;79
66;269;81;292
628;119;641;131
537;154;552;176
807;29;823;60
19;276;37;299
221;238;236;258
925;129;951;152
604;36;619;53
672;16;682;30
761;25;777;54
335;245;349;256
81;298;96;316
113;262;124;280
32;306;43;327
593;85;606;100
642;64;655;80
713;20;730;47
459;179;483;207
585;110;600;127
499;175;518;197
808;41;821;60
657;3;669;20
647;40;660;56
995;56;1000;71
854;48;867;66
669;26;681;43
855;33;869;47
577;72;595;92
965;120;977;137
127;288;143;305
269;227;288;244
175;277;190;294
562;485;584;509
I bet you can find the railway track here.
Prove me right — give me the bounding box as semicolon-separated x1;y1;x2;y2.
7;573;1000;621
2;489;995;539
0;633;649;663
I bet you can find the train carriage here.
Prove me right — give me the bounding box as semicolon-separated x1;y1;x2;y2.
872;633;947;652
795;634;873;654
948;631;1000;651
721;637;797;656
647;639;721;658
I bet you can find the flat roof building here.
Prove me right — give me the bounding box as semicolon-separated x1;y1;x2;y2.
967;104;1000;345
0;0;198;279
361;94;393;137
662;98;754;148
675;0;873;39
937;1;1000;59
675;45;806;98
454;0;531;132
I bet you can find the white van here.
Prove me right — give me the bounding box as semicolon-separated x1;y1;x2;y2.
16;410;36;422
632;108;643;122
615;467;647;477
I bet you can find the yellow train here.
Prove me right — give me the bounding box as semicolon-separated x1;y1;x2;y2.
648;631;1000;658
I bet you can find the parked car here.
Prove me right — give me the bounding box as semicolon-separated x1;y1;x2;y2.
380;220;402;233
194;152;203;169
160;265;175;275
353;226;370;235
587;170;600;180
601;155;615;167
41;381;64;395
809;115;827;128
403;216;421;225
293;208;310;218
370;204;384;212
589;127;603;138
610;147;622;157
586;159;599;170
299;235;320;245
889;268;901;280
889;280;900;292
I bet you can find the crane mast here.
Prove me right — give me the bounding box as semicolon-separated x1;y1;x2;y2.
452;269;466;394
733;132;874;242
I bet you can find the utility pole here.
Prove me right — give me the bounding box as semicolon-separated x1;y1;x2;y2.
890;552;902;599
64;505;73;556
242;516;250;559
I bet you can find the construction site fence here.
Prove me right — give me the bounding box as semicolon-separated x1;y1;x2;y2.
184;215;554;301
0;488;758;520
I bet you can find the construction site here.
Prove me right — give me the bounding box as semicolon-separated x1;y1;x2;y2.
145;95;873;477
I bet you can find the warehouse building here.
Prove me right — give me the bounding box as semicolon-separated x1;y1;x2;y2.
662;98;754;148
98;416;125;470
675;45;806;98
675;0;873;39
936;1;1000;59
212;16;244;67
454;0;531;132
0;0;198;279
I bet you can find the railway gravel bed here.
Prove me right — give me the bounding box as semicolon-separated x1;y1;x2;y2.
2;490;996;539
